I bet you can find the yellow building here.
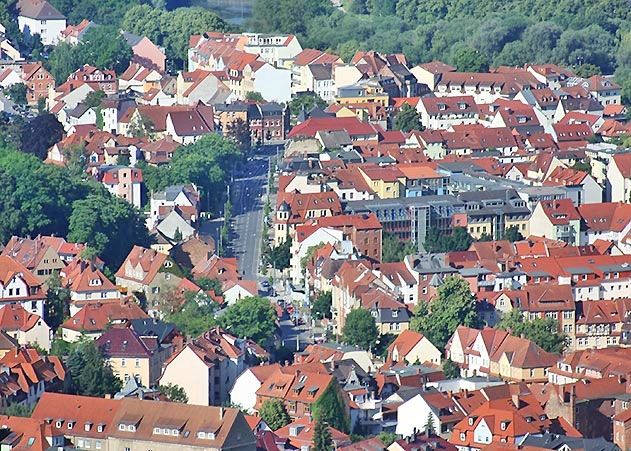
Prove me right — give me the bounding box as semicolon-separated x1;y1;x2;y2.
358;166;405;199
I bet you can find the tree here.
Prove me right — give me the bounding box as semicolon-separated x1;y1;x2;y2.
410;277;482;350
266;238;291;271
382;233;416;263
313;383;348;433
79;26;133;74
246;91;265;102
250;0;333;36
5;83;27;105
45;273;70;331
313;420;333;451
37;97;47;115
4;403;34;417
196;277;223;295
68;192;151;269
442;358;461;379
451;46;490;72
164;290;218;337
46;42;81;82
159;383;188;403
259;399;291;430
289;92;328;116
496;309;566;353
393;103;422;132
503;225;524;242
19;114;64;160
575;63;602;78
424;227;473;253
67;340;122;397
84;90;106;109
122;5;229;69
226;118;251;154
342;308;379;351
477;232;493;242
378;432;397;447
218;296;277;345
300;243;326;270
424;411;435;434
312;291;332;320
173;227;183;242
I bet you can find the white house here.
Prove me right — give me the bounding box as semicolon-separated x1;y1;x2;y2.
17;0;66;46
223;280;258;306
289;227;345;285
607;153;631;203
228;364;281;413
253;63;292;103
395;389;461;438
0;304;51;351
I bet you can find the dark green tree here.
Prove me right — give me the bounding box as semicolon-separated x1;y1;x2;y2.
410;277;482;350
393;103;422;132
424;411;435;434
312;291;332;320
196;277;223;295
378;432;397;447
424;227;473;253
84;90;106;109
266;238;292;271
218;296;277;345
159;383;188;403
249;0;333;36
313;419;333;451
5;83;27;105
313;383;349;433
226;118;252;154
477;232;493;242
575;64;602;78
79;26;133;74
496;309;566;353
164;291;218;337
342;308;378;351
68;192;151;268
503;225;524;242
382;233;416;263
245;91;265;102
442;358;461;379
451;46;490;72
259;399;291;430
4;403;34;417
19;114;64;160
289;92;328;116
45;273;70;331
46;42;81;82
67;340;122;397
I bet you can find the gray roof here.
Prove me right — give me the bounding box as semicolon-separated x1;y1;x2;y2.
309;63;333;81
519;433;618;451
156;210;195;241
319;130;352;149
130;318;176;343
122;31;143;47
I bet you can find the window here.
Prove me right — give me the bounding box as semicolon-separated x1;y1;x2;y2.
135;359;140;367
121;359;126;367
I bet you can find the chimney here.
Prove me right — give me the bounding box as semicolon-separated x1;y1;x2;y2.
219;407;224;420
511;393;521;409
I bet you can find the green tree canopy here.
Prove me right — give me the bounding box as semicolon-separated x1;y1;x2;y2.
5;83;27;105
312;291;332;320
164;291;218;338
259;399;291;430
218;296;277;345
496;309;567;353
451;46;490;72
442;358;461;379
313;383;349;433
382;233;416;263
18;114;64;160
68;192;151;269
393;103;422;132
342;308;379;350
313;419;333;451
503;225;524;242
424;227;473;253
289;92;328;116
411;277;482;350
159;383;189;403
122;5;229;69
67;340;122;397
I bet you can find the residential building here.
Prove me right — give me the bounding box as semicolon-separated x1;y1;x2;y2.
96;327;172;387
386;330;441;366
418;96;479;130
0;255;47;317
0;304;50;351
528;199;582;245
229;364;281;413
32;392;120;451
17;0;66;45
1;235;66;282
159;328;246;406
607;152;631;203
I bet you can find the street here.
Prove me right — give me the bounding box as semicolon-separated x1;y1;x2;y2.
230;155;270;279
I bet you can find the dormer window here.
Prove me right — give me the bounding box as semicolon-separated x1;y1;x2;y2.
67;421;75;430
97;424;105;433
500;421;508;431
458;103;467;110
438;103;447;111
56;420;63;428
85;422;92;432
